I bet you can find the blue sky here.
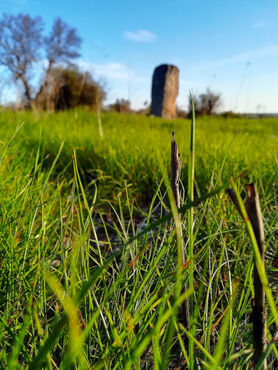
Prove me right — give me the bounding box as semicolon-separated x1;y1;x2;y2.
1;0;278;112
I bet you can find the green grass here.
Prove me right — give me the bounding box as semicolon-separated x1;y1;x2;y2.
0;108;277;368
0;109;277;202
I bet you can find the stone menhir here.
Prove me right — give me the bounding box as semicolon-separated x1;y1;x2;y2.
151;64;179;119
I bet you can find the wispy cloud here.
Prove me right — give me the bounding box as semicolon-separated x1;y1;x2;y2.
78;60;147;83
192;44;278;71
2;0;27;10
253;21;266;29
124;29;157;43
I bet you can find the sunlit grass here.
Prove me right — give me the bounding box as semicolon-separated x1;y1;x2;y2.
0;108;276;368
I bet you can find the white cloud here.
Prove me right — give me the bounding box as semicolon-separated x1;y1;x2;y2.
124;29;157;43
77;60;149;107
78;60;147;83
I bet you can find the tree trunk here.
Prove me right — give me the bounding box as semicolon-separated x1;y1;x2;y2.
20;76;32;109
35;59;54;109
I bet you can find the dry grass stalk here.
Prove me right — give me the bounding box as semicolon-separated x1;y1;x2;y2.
227;183;266;368
171;131;181;209
171;132;191;349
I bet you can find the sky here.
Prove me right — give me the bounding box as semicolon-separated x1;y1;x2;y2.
1;0;278;113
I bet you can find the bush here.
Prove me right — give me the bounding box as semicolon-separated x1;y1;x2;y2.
176;106;187;118
220;111;242;119
35;66;106;111
108;99;132;113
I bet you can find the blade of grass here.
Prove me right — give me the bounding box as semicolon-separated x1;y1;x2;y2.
188;91;196;368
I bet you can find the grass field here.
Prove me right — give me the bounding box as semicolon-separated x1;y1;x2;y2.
0;108;277;368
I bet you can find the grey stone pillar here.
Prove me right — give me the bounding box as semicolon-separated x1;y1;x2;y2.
151;64;179;119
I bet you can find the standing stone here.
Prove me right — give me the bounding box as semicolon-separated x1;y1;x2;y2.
151;64;179;119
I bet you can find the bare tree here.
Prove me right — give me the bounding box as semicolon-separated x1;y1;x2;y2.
188;88;221;117
199;88;221;115
36;18;81;104
0;14;81;109
45;18;81;66
0;13;43;108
